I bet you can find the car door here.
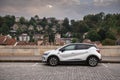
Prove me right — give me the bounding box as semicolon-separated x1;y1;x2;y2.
59;44;76;61
74;44;89;61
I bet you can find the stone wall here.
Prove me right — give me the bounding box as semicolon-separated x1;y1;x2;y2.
0;46;120;56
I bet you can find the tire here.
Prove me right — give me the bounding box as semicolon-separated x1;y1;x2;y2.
48;57;59;66
87;56;98;67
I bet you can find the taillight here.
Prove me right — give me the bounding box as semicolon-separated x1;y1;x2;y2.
97;50;100;53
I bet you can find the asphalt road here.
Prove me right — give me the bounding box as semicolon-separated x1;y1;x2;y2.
0;62;120;80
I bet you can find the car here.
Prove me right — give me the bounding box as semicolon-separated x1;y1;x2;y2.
42;43;102;67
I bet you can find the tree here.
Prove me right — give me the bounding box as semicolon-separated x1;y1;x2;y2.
49;33;55;44
0;23;9;35
62;17;70;33
4;15;15;28
29;17;36;27
98;28;106;41
106;30;116;40
77;21;89;33
40;17;47;30
20;17;26;24
86;30;101;41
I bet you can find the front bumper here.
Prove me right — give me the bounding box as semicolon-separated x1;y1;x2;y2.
42;55;48;62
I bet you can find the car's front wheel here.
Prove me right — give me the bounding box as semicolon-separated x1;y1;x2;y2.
48;56;59;66
87;56;98;67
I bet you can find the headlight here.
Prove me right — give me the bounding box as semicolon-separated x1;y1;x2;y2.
43;52;50;55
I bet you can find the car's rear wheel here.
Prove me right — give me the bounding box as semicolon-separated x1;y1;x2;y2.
87;57;98;67
48;57;59;66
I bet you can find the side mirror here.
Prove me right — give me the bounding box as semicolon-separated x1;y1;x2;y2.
60;48;65;52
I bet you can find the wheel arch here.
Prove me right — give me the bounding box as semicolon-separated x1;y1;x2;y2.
47;55;60;63
87;55;100;62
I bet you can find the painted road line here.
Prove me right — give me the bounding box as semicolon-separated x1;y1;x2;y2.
102;63;108;68
32;63;39;66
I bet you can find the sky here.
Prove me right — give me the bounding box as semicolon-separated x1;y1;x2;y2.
0;0;120;20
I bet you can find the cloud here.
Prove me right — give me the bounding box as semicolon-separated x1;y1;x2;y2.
0;0;119;20
46;5;53;8
93;0;119;6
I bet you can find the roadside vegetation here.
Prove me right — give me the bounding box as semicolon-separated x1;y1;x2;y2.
0;12;120;45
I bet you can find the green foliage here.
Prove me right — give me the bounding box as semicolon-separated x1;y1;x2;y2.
20;17;26;24
0;12;120;45
86;30;101;41
40;17;47;28
0;23;9;35
71;38;77;43
29;17;36;27
102;38;115;45
106;30;116;40
98;28;106;41
62;18;70;33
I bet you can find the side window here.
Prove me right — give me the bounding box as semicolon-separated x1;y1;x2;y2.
64;45;76;51
76;44;89;50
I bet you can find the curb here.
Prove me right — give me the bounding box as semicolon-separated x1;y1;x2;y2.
0;60;42;62
101;61;120;63
0;60;120;63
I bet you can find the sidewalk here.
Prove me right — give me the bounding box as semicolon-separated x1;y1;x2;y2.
0;56;120;63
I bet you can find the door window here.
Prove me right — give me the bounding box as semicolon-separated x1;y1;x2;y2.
64;44;76;51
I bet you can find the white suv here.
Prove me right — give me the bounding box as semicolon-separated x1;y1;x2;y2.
42;43;102;67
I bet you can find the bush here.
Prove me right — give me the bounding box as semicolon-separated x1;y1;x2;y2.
102;38;115;45
71;38;77;43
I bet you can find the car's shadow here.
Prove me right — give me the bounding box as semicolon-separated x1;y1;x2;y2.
43;62;89;67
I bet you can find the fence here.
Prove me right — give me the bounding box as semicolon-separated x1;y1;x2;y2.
0;46;120;56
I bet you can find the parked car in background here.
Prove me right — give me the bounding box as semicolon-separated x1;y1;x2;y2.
42;43;102;67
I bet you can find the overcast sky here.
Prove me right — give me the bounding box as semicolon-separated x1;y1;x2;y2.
0;0;120;20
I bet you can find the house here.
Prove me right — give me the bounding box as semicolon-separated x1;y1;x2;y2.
33;34;44;41
21;25;27;31
55;33;61;39
55;38;64;45
0;35;17;46
55;33;73;45
36;25;43;31
12;24;19;31
19;33;30;42
61;38;73;44
55;33;63;45
28;25;34;30
15;17;20;22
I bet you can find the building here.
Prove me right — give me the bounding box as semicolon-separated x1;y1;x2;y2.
28;25;34;30
33;34;44;41
12;24;19;31
0;35;17;46
55;33;73;45
15;17;20;22
19;33;30;42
